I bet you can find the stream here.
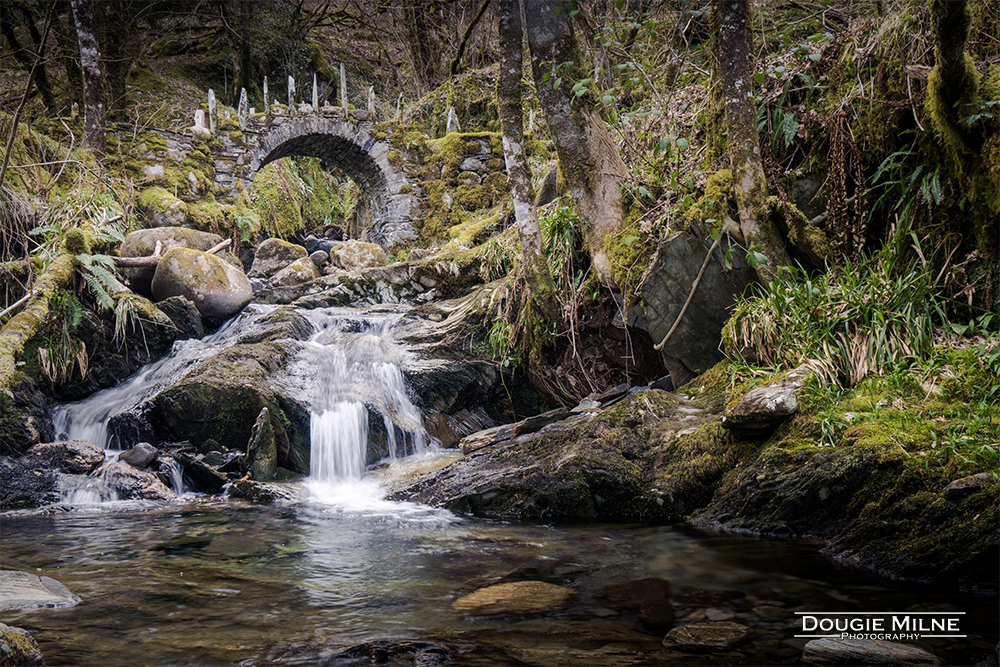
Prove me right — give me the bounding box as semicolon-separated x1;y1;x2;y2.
3;305;998;666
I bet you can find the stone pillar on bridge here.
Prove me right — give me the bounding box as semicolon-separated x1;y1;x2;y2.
263;76;269;109
207;89;217;134
288;75;295;113
368;86;376;117
238;88;248;130
313;74;319;113
340;63;348;118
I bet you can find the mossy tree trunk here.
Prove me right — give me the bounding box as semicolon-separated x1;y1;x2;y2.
497;0;559;331
70;0;105;155
714;0;784;283
404;2;440;94
927;0;980;157
523;0;628;287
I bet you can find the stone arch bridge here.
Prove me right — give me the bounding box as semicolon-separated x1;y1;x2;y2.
138;108;420;250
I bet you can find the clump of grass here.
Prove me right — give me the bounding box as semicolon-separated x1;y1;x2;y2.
723;229;949;387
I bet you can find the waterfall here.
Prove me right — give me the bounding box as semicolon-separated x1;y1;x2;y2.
52;306;283;449
294;307;435;485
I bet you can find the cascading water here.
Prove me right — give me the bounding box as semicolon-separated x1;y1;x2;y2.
290;307;436;489
52;306;286;449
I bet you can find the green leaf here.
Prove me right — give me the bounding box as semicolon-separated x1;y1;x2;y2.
602;94;615;105
623;235;639;246
675;137;689;150
554;77;562;89
808;53;822;61
754;72;765;84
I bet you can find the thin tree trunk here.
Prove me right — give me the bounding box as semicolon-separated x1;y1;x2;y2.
523;0;628;287
55;7;83;111
715;0;784;283
927;0;978;153
0;6;57;113
497;0;559;324
70;0;105;155
450;0;492;76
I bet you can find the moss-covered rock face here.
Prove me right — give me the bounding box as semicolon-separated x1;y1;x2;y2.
248;238;308;279
151;247;252;320
146;342;310;473
137;186;189;227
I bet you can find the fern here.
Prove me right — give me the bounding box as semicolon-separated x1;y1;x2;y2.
76;253;119;311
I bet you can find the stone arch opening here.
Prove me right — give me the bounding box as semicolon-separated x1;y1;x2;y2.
243;116;418;250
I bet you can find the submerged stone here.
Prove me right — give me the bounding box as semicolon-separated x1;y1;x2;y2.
0;570;79;611
802;638;942;665
661;621;754;652
452;581;575;615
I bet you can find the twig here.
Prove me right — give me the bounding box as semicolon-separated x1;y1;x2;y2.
654;236;720;351
0;291;31;320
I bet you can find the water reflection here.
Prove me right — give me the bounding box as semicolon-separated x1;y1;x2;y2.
2;495;996;667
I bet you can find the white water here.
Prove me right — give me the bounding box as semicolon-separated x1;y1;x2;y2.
294;307;436;489
52;306;284;449
49;304;435;507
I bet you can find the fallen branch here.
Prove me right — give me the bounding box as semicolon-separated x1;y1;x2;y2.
112;238;231;268
0;292;31;320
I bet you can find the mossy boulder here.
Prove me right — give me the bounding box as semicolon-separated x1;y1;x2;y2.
0;621;46;665
151;247;252;320
270;257;320;288
248;237;308;279
120;227;227;297
146;342;310;473
137;186;189;227
329;240;389;272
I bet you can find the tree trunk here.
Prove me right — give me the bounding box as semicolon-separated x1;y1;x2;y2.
497;0;559;326
927;0;979;155
70;0;105;155
523;0;628;287
404;2;439;93
0;5;58;113
55;7;83;111
715;0;784;283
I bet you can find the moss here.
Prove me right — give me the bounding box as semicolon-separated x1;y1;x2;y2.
187;201;226;233
398;183;414;195
683;169;733;233
454;184;491;211
387;151;403;168
250;159;305;239
448;211;499;248
62;228;90;256
228;130;244;144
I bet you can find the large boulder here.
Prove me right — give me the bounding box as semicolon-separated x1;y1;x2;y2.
328;240;388;272
270;257;321;288
151;247;252;320
247;407;277;481
0;457;58;509
25;439;104;474
248;238;308;279
145;342;310;474
120;227;227;297
640;231;756;388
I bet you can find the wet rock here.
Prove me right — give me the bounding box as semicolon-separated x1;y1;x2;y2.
155;295;204;339
571;399;601;413
802;638;942;665
723;374;805;437
942;472;992;501
25;439;104;474
248;407;277;481
596;577;674;634
661;621;754;652
751;604;787;621
0;570;79;611
0;457;58;509
309;250;328;266
452;581;575;615
458;407;571;455
146;343;310;474
0;622;45;666
120;227;227;297
328;239;388;272
151;536;212;553
118;442;157;470
639;231;756;388
248;238;308;279
673;589;746;606
238;307;314;344
0;379;53;458
270;257;321;288
227;479;298;504
100;461;176;500
174;452;229;493
151;247;252;320
336;640;452;667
